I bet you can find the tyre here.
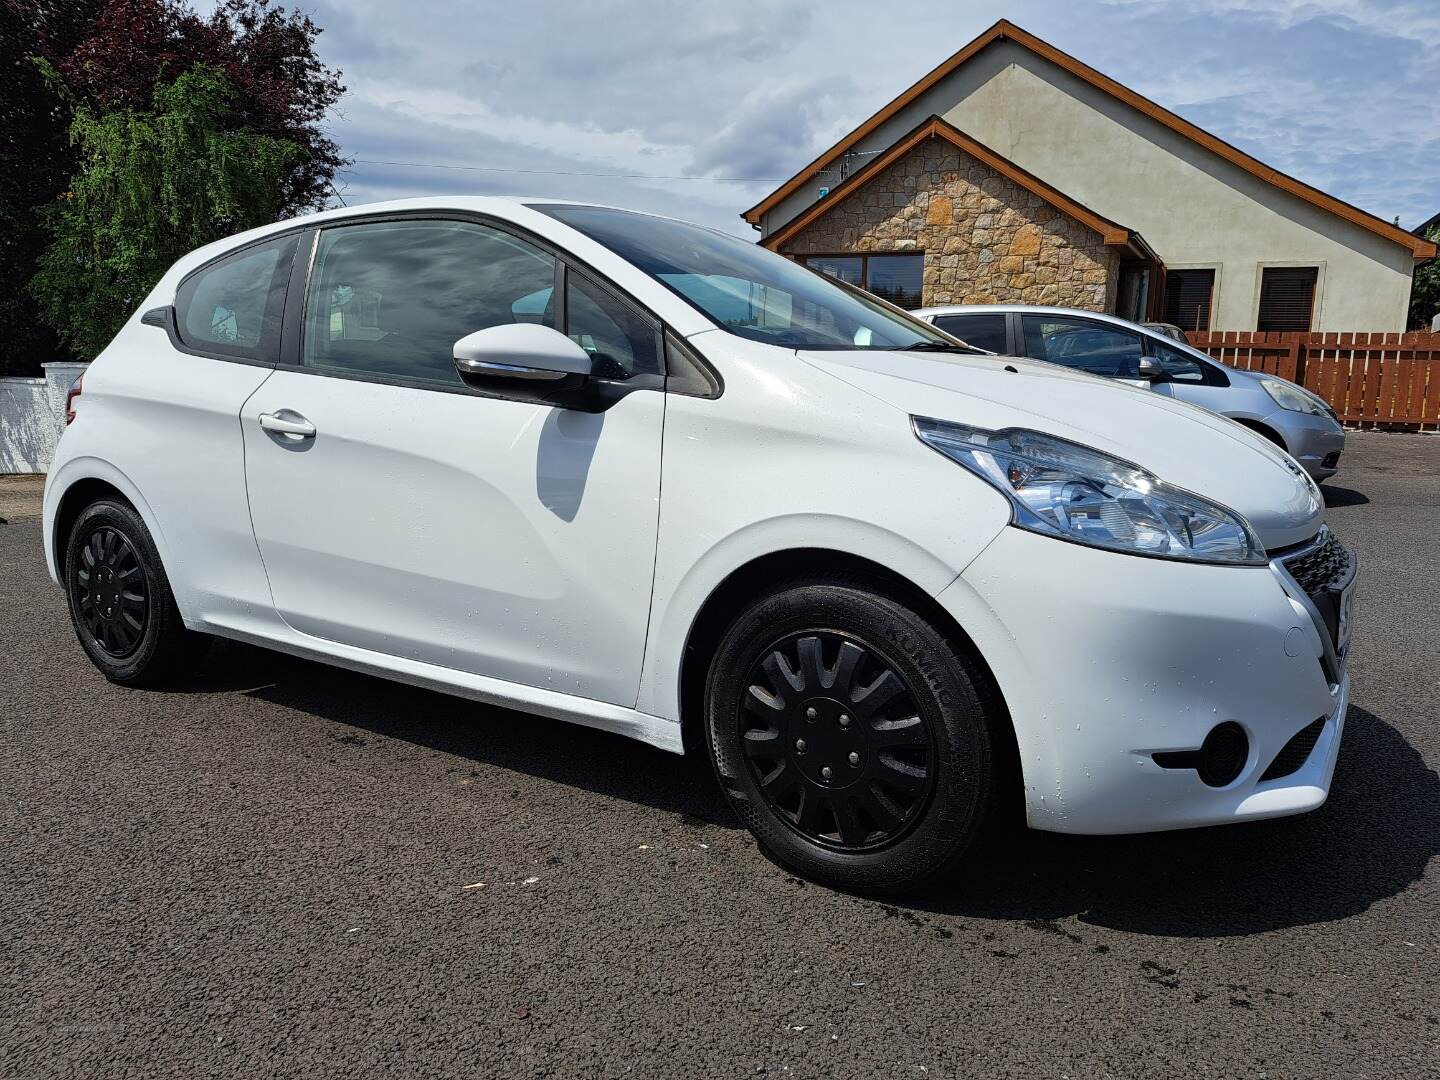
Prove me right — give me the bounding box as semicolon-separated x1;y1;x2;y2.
63;498;211;686
705;576;1000;893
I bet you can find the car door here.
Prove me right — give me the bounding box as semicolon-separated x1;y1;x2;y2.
1144;337;1233;410
1017;313;1147;386
241;215;665;708
114;231;301;624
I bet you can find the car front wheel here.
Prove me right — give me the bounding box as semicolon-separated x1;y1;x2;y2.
705;576;1001;893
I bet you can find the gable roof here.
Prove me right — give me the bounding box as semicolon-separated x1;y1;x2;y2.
743;20;1436;261
763;114;1157;263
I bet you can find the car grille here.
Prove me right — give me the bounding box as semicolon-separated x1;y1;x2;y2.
1321;451;1341;469
1281;529;1352;595
1259;715;1327;782
1274;527;1356;673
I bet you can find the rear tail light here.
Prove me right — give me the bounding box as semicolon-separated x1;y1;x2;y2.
65;374;83;425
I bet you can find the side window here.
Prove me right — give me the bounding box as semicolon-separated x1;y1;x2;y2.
933;313;1007;353
303;219;556;388
565;271;661;381
175;233;297;361
1150;339;1208;383
1021;315;1143;378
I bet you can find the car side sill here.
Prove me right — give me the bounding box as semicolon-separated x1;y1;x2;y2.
193;617;686;755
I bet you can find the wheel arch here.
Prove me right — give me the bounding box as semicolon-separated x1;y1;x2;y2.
1231;416;1287;450
45;460;173;587
52;478;131;578
675;547;1022;819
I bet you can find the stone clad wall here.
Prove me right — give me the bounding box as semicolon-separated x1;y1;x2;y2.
780;139;1120;310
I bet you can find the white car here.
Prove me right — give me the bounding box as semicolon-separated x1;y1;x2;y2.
44;199;1356;892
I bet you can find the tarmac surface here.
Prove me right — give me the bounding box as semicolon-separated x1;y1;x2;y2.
2;431;1437;1078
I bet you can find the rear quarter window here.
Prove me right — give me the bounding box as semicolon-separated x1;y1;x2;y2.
174;233;299;363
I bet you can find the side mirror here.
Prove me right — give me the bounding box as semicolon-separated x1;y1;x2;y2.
1137;356;1170;383
453;323;594;384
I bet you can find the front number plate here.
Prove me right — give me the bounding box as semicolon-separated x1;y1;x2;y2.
1336;580;1356;658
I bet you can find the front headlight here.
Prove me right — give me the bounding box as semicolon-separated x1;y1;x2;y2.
913;418;1266;566
1261;378;1327;416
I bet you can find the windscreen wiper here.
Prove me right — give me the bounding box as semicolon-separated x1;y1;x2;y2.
900;341;985;354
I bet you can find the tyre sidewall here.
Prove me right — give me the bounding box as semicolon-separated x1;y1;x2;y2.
64;500;180;684
705;581;994;893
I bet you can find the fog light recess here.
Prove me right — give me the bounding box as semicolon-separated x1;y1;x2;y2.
1152;721;1250;787
1197;722;1248;787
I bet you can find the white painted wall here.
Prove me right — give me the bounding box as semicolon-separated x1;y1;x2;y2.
760;41;1416;332
0;379;53;473
0;362;88;474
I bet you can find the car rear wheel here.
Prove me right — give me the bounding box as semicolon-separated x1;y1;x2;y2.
705;576;1000;893
64;498;211;686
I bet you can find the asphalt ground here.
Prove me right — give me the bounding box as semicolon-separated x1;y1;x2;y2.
2;431;1437;1079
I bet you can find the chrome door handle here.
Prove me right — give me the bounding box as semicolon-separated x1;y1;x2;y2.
258;411;316;438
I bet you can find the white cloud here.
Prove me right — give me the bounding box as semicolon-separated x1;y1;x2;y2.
1100;0;1440;47
245;0;1440;233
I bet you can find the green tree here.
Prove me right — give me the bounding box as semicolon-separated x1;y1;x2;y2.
0;0;103;376
31;64;300;358
1409;225;1440;330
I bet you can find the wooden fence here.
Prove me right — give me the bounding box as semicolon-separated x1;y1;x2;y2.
1187;331;1440;430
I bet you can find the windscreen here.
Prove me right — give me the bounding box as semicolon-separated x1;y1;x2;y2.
535;204;960;351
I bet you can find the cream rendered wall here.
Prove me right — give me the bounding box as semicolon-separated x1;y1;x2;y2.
760;42;1415;332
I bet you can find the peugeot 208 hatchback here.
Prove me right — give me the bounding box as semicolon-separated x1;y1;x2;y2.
45;199;1356;892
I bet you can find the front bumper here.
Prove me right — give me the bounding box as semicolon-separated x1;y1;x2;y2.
1269;409;1345;480
939;527;1350;834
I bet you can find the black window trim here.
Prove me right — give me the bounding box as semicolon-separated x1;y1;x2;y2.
280;209;723;406
149;225;311;368
146;208;722;401
558;261;666;384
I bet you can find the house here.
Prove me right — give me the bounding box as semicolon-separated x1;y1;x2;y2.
744;21;1435;334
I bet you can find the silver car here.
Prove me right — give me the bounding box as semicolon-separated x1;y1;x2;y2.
914;305;1345;480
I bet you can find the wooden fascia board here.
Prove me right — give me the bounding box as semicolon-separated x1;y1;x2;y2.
741;21;1011;226
762;117;1139;254
744;19;1433;259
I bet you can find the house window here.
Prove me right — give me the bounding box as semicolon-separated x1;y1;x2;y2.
804;256;862;287
1162;268;1216;331
803;253;925;309
1257;266;1318;332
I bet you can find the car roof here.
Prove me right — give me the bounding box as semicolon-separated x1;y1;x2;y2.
913;303;1159;333
915;303;1247;373
169;196;707;269
150;196;729;338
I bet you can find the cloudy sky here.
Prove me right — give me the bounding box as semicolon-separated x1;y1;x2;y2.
260;0;1438;237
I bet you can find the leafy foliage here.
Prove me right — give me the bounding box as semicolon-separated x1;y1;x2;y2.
1409;225;1440;330
0;0;104;376
31;64;301;358
55;0;345;217
2;0;342;373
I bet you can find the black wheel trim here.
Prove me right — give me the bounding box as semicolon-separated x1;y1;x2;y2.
738;630;938;852
73;525;149;659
